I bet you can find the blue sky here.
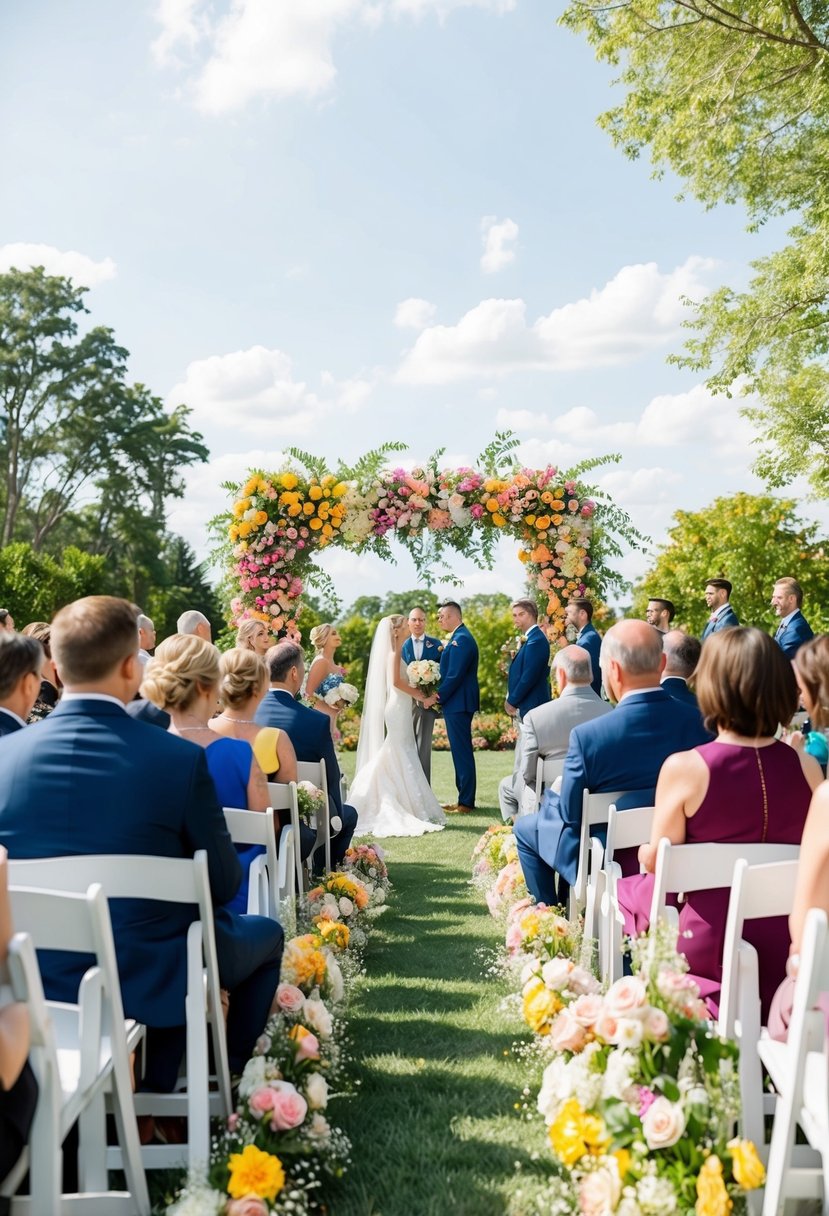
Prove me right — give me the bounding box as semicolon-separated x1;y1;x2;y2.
1;1;812;609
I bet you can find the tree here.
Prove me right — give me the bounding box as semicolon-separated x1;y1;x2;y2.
631;492;829;634
560;2;829;492
0;267;208;547
0;542;107;624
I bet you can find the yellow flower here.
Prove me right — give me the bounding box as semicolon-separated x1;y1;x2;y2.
518;549;529;563
232;499;249;518
486;497;499;512
316;919;350;948
727;1139;765;1190
548;1098;608;1167
332;481;348;497
256;511;268;525
288;1023;320;1057
243;477;258;496
536;514;551;530
288;503;302;517
309;517;323;530
281;473;299;490
303;501;315;515
522;976;561;1034
227;1144;285;1201
322;523;335;538
613;1148;631;1181
696;1155;733;1216
309;485;323;501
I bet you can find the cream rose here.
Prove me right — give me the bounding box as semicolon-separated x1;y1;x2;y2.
641;1096;685;1149
541;957;574;991
605;976;648;1018
305;1072;329;1110
549;1009;587;1054
579;1162;621;1216
571;993;604;1029
644;1007;670;1042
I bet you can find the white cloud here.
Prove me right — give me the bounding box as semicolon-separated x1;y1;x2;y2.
0;243;117;287
151;0;207;66
396;257;717;384
394;297;437;330
390;0;516;15
480;215;518;274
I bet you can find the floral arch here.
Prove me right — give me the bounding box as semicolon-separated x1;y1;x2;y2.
216;434;642;642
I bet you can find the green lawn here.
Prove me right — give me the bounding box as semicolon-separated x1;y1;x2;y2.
331;751;551;1216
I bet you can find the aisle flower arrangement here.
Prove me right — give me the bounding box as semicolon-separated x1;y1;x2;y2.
166;851;391;1216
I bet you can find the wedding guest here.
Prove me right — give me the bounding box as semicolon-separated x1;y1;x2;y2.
176;609;212;642
0;633;43;736
0;845;38;1185
564;598;602;695
0;612;15;634
514;620;710;906
645;598;675;634
618;628;821;1018
701;578;739;640
770;576;814;659
236;618;271;657
0;596;279;1096
137;614;156;669
498;599;551;820
401;605;442;781
256;642;357;869
304;623;344;734
427;601;479;813
660;630;702;708
21;622;59;723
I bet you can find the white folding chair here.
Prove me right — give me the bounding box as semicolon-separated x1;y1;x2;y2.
7;852;230;1172
598;805;655;984
1;887;150;1214
267;782;306;897
717;857;801;1191
649;839;801;929
224;805;282;919
569;790;626;935
533;755;565;813
296;759;334;875
759;908;829;1214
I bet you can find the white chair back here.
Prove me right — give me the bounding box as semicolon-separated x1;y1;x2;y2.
569;790;626;929
649;839;801;928
1;886;150;1214
223;805;281;919
295;759;332;874
7;852;229;1172
599;805;655;985
533;755;565;813
267;782;306;895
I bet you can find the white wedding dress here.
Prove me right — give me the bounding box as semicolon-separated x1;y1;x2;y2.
350;631;445;837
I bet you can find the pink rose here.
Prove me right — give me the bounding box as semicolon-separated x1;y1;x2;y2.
568;965;600;996
276;983;305;1013
549;1009;587;1054
506;924;523;954
596;1009;620;1043
579;1163;621;1216
269;1081;308;1131
294;1031;320;1062
605;976;648;1019
644;1007;670;1041
227;1199;269;1216
571;993;603;1029
248;1086;279;1119
227;1112;239;1131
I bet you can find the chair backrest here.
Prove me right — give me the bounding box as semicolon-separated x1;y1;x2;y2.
789;907;829;1034
718;856;800;1038
294;760;331;873
7;851;230;1115
534;755;565;811
570;790;627;910
223;806;280;920
649;839;801;927
268;781;305;894
604;805;655;866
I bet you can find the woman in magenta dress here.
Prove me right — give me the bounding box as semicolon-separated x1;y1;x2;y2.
618;627;822;1018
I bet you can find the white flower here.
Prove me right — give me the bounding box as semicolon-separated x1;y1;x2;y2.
338;896;354;917
305;1072;329;1110
302;997;333;1039
326;953;344;1002
307;1112;331;1142
602;1049;638;1104
238;1054;267;1098
578;1160;621;1216
615;1018;645;1049
541;957;573;991
635;1174;677;1215
641;1096;685;1149
537;1056;571;1122
616;1194;644;1216
167;1182;226;1216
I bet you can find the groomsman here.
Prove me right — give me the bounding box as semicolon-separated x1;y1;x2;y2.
498;599;551;820
645;598;675;634
770;576;814;659
425;601;479;813
701;578;739;640
564;598;603;696
401;605;441;782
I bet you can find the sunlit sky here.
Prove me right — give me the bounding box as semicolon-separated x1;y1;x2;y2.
2;1;816;609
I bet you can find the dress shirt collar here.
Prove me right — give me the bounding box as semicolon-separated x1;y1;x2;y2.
661;675;688;685
778;609;798;628
60;692;127;708
710;603;731;622
0;706;26;727
619;685;664;702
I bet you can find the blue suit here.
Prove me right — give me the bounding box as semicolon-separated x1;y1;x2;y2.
514;689;711;902
701;604;740;641
401;633;442;667
0;698;282;1077
661;677;698;708
774;610;814;660
577;625;603;696
438;624;480;808
507;626;551;718
0;711;23;737
255;689;357;866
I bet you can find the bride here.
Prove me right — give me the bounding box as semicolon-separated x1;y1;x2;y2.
350;614;445;837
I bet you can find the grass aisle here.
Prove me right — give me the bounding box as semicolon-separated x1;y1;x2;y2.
334;753;548;1216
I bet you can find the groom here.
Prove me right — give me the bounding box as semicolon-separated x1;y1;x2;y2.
401;605;442;782
425;600;479;813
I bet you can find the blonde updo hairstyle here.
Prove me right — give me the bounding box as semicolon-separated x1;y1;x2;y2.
143;634;220;712
310;623;334;653
219;647;268;709
236;619;267;651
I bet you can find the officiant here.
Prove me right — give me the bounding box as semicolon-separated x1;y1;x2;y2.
402;605;442;782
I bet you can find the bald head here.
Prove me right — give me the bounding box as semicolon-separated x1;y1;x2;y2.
600;619;665;701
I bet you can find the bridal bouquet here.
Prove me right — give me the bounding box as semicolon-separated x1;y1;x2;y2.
295;780;325;827
406;658;441;689
533;924;765;1216
316;672;359;710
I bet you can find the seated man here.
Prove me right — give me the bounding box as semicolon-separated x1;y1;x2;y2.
255;642;357;869
0;596;282;1092
0;633;43;736
661;630;702;708
514;620;711;906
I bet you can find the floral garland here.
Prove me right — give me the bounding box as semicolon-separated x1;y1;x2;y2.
216;435;643;644
470;829;766;1216
166;845;390;1216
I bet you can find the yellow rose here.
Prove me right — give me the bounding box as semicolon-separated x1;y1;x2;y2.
522;976;561;1034
548;1098;608;1167
281;473;299;490
309;485;323;501
332;482;348;497
696;1155;733;1216
492;513;506;527
535;514;551;530
256;511;268;525
227;1144;285;1202
317;919;350;948
232;499;248;518
727;1139;765;1190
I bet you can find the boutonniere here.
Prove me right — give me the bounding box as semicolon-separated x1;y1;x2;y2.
451;639;459;647
437;644;444;653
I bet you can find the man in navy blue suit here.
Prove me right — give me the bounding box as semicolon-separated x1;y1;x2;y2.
0;633;43;736
564;598;603;696
514;620;711;906
498;598;550;820
255;642;357;867
425;601;479;812
0;596;283;1091
660;630;702;709
771;577;814;660
401;605;442;781
701;578;740;641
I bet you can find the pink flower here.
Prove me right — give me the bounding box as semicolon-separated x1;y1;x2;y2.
276;983;305;1013
227;1112;239;1131
469;503;485;519
571;993;603;1029
294;1031;320;1062
249;1086;279;1119
268;1081;308;1130
637;1086;657;1118
605;976;648;1019
227;1197;269;1216
644;1007;670;1041
549;1009;587;1054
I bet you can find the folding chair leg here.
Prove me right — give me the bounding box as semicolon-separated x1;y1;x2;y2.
27;1060;62;1214
109;1049;151;1214
78;1092;108;1192
763;1072;801;1214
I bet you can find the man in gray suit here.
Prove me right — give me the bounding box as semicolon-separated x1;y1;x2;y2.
498;645;612;821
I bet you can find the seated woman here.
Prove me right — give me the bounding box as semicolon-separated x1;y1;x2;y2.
21;622;59;723
235;618;271;658
769;635;829;1038
143;636;270;915
618;627;822;1018
304;623;344;736
0;845;37;1185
